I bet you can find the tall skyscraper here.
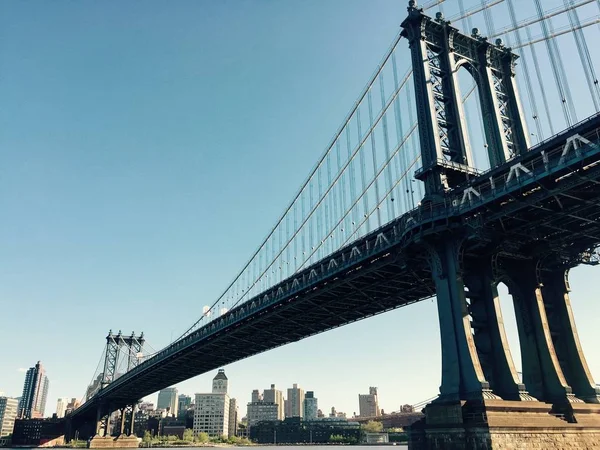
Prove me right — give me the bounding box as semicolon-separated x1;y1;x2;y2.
157;388;178;417
177;394;192;417
228;398;238;437
55;398;69;419
193;370;231;438
285;384;304;418
263;384;284;420
358;387;380;418
303;391;318;421
18;361;49;419
0;397;19;437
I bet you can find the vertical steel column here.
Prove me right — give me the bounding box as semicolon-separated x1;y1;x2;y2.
95;404;110;437
502;260;575;405
464;258;531;401
119;408;126;436
127;403;137;436
427;240;490;401
541;268;600;403
402;6;455;196
474;37;530;165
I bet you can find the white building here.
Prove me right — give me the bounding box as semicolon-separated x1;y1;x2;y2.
194;370;231;438
285;384;304;418
55;398;69;419
0;397;19;437
262;384;284;420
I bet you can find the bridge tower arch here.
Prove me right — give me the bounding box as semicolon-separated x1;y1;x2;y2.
401;0;530;197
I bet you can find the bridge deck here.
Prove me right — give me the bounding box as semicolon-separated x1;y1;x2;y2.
73;113;600;421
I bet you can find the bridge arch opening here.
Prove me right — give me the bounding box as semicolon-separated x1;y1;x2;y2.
497;281;522;381
456;64;491;172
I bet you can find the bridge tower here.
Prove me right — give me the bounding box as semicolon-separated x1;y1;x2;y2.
402;0;529;197
402;1;600;448
90;331;144;448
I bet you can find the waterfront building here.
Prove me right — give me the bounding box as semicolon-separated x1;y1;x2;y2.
193;369;230;438
246;401;279;427
55;398;68;419
263;384;284;420
138;402;154;411
303;391;318;421
18;362;49;419
285;384;304;418
177;394;191;417
249;417;360;444
64;398;80;416
358;387;379;418
228;398;238;437
157;387;178;417
0;397;19;437
11;418;65;446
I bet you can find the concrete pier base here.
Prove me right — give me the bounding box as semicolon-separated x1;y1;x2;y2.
408;400;600;449
87;435;139;448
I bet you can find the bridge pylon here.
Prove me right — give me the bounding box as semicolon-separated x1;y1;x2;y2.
86;331;144;448
402;1;600;448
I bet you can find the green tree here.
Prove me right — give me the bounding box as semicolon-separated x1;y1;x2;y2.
362;420;383;433
182;429;194;442
142;431;152;444
196;432;210;444
329;434;345;443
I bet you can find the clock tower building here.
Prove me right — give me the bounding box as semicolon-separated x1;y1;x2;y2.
212;369;228;394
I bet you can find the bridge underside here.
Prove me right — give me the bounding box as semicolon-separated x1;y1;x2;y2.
71;113;600;435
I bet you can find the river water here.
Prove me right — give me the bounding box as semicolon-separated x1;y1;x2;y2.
3;447;408;450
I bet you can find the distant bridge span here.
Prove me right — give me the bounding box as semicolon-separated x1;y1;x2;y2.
73;112;600;424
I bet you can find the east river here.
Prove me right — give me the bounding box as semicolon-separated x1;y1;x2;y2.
4;446;408;450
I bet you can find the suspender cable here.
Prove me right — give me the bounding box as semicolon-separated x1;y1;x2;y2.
525;26;555;135
481;0;497;36
346;124;358;230
391;53;409;214
379;72;396;220
533;0;574;126
336;139;345;247
507;0;544;140
515;17;600;48
367;89;382;229
491;0;595;38
549;17;578;123
357;108;369;236
297;123;419;273
564;0;600;111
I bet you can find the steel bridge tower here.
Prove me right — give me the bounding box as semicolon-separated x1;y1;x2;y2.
92;330;145;446
402;1;600;448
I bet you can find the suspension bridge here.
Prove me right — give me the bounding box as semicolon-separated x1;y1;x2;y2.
62;1;600;448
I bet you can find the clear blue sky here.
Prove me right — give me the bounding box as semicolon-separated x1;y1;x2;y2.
1;0;600;419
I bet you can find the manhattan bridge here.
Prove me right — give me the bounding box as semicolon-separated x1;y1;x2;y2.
65;0;600;448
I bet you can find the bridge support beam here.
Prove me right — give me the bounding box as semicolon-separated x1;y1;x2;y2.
502;260;578;407
88;403;138;448
539;267;600;403
427;240;491;402
463;258;531;401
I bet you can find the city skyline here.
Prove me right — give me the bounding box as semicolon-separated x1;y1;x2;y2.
2;0;600;422
4;364;398;421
